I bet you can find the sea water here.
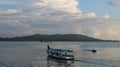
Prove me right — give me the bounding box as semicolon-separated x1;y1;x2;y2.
0;42;120;67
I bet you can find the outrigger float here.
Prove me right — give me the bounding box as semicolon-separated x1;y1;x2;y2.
47;45;74;60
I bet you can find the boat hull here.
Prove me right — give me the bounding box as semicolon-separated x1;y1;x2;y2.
48;54;74;60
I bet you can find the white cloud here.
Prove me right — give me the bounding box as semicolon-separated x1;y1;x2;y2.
0;9;18;14
108;0;120;6
34;0;82;15
7;9;18;14
34;0;47;7
87;12;96;17
104;15;110;19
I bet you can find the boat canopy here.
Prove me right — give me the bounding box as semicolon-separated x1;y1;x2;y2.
49;48;73;52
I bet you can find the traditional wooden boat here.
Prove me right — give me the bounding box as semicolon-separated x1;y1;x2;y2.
47;45;74;60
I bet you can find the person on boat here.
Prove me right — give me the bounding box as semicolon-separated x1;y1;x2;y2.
91;49;97;53
47;45;50;49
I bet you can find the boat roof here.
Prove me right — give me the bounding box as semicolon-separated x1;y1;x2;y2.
49;48;73;52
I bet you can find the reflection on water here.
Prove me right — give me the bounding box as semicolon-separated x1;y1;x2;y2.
0;42;120;67
47;56;74;67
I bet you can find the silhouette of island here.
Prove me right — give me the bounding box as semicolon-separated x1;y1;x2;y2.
0;34;119;42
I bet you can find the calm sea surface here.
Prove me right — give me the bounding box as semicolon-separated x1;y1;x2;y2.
0;42;120;67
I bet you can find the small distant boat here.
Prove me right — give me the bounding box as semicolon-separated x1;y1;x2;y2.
47;45;74;60
91;49;97;53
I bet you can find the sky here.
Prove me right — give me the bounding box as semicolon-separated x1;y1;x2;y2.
0;0;120;40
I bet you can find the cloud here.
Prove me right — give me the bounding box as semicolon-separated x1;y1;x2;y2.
0;9;18;14
0;21;32;37
104;15;110;19
0;0;120;40
87;19;120;40
0;9;32;37
0;0;18;5
108;0;120;6
74;26;82;34
87;12;96;17
34;0;82;14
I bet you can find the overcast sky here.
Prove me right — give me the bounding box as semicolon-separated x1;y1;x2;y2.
0;0;120;40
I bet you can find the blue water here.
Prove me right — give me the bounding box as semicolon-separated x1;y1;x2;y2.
0;42;120;67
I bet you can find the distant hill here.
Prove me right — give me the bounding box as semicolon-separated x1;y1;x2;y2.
0;34;118;42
